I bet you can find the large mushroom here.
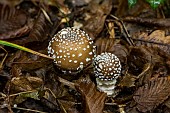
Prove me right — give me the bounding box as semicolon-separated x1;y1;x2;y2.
48;27;95;73
93;52;121;96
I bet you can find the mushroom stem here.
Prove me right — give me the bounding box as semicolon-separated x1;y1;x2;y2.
96;78;119;97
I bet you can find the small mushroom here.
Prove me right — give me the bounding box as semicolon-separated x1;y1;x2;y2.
48;27;95;73
93;52;121;96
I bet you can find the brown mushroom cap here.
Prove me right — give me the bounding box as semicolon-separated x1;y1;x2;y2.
93;52;121;81
48;27;95;73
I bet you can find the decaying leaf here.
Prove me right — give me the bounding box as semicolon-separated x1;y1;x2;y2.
124;17;170;28
137;62;154;85
134;30;170;56
83;0;113;39
127;46;162;76
3;76;44;108
164;97;170;109
118;73;136;87
0;4;29;40
58;99;79;113
0;0;23;6
8;76;43;93
14;90;40;105
28;12;51;43
10;77;33;92
133;77;170;112
1;0;170;112
6;50;52;71
95;38;128;63
75;76;107;113
116;0;153;17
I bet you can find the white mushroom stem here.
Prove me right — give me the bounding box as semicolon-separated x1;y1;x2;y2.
96;77;119;97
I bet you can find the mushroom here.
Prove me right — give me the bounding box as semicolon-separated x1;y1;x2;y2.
48;27;95;73
93;52;121;96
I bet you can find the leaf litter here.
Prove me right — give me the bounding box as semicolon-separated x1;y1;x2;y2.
1;0;170;113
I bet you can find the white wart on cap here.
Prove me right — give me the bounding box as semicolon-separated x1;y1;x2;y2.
48;27;95;73
93;52;121;96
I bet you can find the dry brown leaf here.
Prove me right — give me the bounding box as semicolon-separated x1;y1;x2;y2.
0;4;29;40
118;74;136;87
6;50;51;71
136;30;170;43
0;0;23;6
10;77;33;92
134;30;170;56
164;97;170;109
133;77;170;112
127;46;162;76
75;76;107;113
9;76;43;93
95;38;128;63
124;17;170;27
83;0;112;39
58;99;80;113
28;12;51;43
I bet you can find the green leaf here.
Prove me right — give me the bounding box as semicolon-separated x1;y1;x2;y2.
0;40;53;60
145;0;165;9
128;0;138;8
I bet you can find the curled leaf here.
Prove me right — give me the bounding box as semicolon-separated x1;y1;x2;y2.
127;46;162;76
28;12;51;42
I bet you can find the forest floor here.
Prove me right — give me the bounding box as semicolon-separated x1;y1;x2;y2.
1;0;170;113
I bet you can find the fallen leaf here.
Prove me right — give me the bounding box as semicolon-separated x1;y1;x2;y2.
7;50;52;71
10;77;33;92
58;99;79;113
75;76;107;113
0;4;29;40
118;73;136;87
127;46;162;76
83;0;113;39
133;77;170;112
95;38;128;63
124;17;170;28
14;90;40;104
28;12;51;43
133;30;170;56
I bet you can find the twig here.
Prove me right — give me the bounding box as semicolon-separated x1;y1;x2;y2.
57;100;68;113
44;88;56;99
0;90;37;100
57;76;76;89
40;8;53;25
118;104;126;113
110;15;135;46
12;106;47;113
